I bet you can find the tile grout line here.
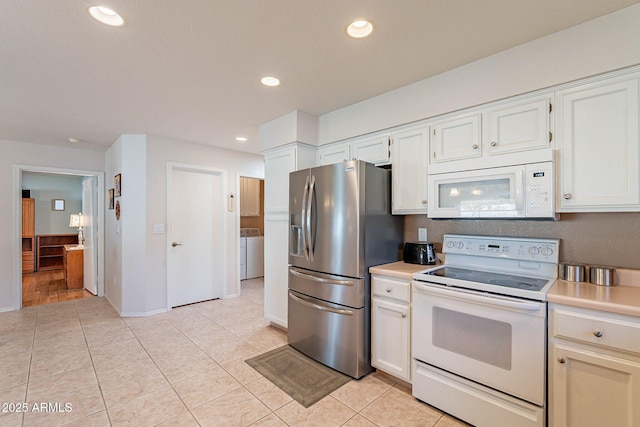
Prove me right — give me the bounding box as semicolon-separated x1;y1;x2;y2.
73;298;114;426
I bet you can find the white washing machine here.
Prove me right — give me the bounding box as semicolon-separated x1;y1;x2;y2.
240;228;263;279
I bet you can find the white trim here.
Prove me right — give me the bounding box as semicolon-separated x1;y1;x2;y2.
166;162;228;311
120;307;169;317
13;165;105;310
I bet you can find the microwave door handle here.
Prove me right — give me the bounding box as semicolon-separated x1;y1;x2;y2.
307;175;316;262
301;175;310;260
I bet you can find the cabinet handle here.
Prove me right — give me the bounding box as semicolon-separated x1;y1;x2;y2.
352;157;356;161
563;193;573;200
386;288;392;293
472;144;479;149
557;357;566;364
401;314;406;318
593;330;603;338
421;200;427;205
490;141;497;147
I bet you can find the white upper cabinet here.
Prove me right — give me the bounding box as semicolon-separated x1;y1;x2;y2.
318;144;350;165
484;98;550;156
431;113;482;163
429;96;553;174
556;74;640;211
317;134;391;166
391;125;429;214
350;134;391;165
240;177;261;217
264;144;316;214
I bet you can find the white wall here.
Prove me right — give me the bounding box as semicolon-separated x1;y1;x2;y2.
105;134;265;316
1;138;104;312
318;4;640;144
145;135;265;312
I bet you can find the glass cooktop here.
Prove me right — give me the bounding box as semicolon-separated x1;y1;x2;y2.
425;267;549;292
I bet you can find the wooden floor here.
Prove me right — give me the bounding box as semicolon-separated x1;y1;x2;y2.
22;269;95;307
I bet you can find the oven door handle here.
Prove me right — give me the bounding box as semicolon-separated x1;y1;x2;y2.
413;281;543;312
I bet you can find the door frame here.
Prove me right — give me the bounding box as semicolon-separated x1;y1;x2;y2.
13;165;105;310
166;162;228;310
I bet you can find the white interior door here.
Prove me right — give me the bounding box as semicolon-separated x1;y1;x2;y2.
168;165;225;307
82;176;98;294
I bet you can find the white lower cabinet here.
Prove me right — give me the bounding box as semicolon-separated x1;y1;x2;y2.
548;304;640;427
371;274;411;382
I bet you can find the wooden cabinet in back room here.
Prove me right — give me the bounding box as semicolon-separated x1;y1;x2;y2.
22;198;35;273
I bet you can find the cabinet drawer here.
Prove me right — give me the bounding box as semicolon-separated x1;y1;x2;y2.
372;276;410;303
552;308;640;355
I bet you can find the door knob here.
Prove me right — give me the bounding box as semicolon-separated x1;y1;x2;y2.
171;242;182;247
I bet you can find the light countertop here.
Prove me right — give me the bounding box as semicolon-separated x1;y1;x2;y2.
372;261;640;318
548;275;640;318
369;261;431;279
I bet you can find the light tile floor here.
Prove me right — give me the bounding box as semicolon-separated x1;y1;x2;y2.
0;278;470;427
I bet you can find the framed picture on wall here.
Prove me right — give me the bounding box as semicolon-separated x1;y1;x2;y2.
114;174;122;197
108;189;114;209
52;199;65;211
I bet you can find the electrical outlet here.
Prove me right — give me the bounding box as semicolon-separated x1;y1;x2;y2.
418;228;427;242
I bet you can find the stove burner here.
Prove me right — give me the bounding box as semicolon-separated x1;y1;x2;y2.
426;267;549;292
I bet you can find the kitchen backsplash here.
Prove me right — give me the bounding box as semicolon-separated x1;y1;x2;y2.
405;212;640;270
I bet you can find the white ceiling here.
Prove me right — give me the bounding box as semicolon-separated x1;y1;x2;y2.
2;0;639;154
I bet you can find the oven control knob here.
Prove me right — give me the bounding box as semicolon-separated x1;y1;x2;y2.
528;247;540;255
447;241;455;248
541;247;553;256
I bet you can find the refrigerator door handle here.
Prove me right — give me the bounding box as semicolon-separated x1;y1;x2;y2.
301;175;310;260
289;291;354;316
289;268;355;286
307;175;316;261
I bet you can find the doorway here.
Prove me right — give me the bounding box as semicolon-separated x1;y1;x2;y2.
15;165;105;309
238;176;265;289
167;163;226;308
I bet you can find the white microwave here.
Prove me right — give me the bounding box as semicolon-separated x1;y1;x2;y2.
427;162;555;218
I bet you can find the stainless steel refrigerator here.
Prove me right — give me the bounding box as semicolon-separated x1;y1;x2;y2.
288;160;403;378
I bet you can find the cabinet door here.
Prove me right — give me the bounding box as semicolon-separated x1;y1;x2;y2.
549;343;640;427
240;178;261;217
432;113;481;163
263;217;288;328
318;144;350;166
371;297;411;382
22;198;35;237
391;126;429;214
485;98;550;156
264;148;296;214
556;76;640;211
351;135;390;165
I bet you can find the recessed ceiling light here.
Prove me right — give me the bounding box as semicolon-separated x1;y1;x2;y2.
346;19;374;38
68;137;80;143
88;5;124;27
235;137;248;142
260;76;280;87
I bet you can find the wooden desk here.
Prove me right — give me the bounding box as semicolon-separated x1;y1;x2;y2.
63;245;84;289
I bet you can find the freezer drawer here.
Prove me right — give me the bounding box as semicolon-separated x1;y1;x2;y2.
288;266;365;308
288;290;372;378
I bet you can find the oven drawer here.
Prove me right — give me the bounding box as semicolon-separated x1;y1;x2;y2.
372;275;410;303
413;360;544;427
551;306;640;355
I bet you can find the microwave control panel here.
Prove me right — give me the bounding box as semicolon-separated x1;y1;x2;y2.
525;162;555;217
